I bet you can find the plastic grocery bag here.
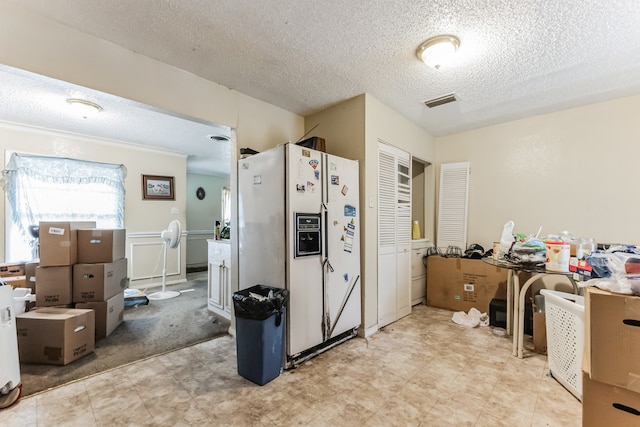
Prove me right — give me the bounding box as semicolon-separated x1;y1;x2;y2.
452;308;489;328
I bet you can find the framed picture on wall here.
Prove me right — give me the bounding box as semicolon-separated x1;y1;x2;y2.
142;175;175;200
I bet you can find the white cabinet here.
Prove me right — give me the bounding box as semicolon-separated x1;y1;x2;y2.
411;239;430;305
207;239;231;319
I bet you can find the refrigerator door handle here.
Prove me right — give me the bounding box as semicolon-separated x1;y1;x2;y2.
322;258;334;272
328;275;360;338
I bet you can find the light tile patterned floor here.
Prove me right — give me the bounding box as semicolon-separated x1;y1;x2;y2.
0;305;581;426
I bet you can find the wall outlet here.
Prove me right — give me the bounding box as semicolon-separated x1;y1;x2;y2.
171;207;179;214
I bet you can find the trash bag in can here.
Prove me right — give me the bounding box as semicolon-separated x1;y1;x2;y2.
233;284;289;385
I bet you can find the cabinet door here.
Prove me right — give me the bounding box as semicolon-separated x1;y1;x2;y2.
223;261;232;316
411;248;427;304
208;259;224;311
411;248;426;278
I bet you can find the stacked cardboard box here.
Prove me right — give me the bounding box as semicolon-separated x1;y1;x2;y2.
17;222;127;365
73;229;127;340
36;221;96;307
582;287;640;426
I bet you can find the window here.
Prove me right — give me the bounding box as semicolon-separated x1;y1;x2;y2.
3;153;126;261
221;187;231;227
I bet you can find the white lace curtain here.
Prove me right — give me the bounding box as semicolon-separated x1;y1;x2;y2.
2;153;126;259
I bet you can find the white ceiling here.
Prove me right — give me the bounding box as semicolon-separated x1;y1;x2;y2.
3;0;640;174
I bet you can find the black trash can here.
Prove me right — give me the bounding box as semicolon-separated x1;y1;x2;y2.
232;284;289;386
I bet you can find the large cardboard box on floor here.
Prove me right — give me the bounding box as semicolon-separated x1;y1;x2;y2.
35;266;73;307
584;287;640;393
76;291;124;339
73;258;128;303
39;221;96;267
77;229;126;264
16;308;95;365
426;256;508;313
582;372;640;427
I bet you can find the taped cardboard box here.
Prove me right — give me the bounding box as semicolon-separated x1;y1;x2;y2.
73;258;128;303
0;262;25;277
16;308;95;365
39;221;96;267
77;229;126;264
35;266;73;307
1;275;26;288
426;256;508;314
76;291;124;340
584;287;640;393
582;372;640;427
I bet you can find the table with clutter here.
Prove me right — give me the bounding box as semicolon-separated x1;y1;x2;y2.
483;221;585;358
481;256;578;358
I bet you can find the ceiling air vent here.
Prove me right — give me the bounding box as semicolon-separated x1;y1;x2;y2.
423;93;457;108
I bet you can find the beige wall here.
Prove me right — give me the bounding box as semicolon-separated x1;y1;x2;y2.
185;173;230;268
436;94;640;249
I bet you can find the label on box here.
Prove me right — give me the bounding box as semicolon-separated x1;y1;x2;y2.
464;284;475;292
48;227;65;235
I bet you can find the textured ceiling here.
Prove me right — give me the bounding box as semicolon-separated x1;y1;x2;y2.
3;0;640;173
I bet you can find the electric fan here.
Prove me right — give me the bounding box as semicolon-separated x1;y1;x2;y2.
148;220;182;300
28;224;39;260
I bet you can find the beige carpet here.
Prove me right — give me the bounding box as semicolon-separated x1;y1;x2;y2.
19;272;231;397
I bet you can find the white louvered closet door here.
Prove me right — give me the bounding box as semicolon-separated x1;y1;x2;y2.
395;150;412;319
437;162;470;250
377;141;412;327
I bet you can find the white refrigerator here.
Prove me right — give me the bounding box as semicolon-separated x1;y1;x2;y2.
238;143;361;366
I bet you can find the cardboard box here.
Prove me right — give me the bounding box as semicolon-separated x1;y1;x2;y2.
582;372;640;427
426;256;508;313
77;229;126;264
73;258;128;303
533;312;547;355
2;275;26;287
76;291;124;340
0;262;25;277
16;308;95;365
25;261;39;292
585;287;640;393
39;221;96;267
35;266;73;307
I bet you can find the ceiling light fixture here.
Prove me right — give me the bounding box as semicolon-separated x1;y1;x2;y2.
66;98;102;119
416;35;460;70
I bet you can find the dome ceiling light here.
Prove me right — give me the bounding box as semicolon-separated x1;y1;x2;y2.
66;98;102;119
416;35;460;70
